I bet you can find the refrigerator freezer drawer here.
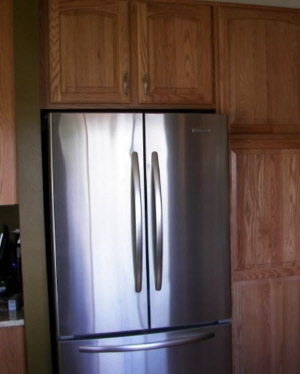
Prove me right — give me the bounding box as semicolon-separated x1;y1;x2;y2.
58;324;231;374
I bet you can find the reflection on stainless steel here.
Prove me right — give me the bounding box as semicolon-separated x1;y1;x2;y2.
48;112;231;374
79;331;214;353
51;114;95;336
146;114;230;329
151;152;163;291
142;72;148;97
59;325;231;374
131;152;143;293
122;71;128;97
50;113;148;337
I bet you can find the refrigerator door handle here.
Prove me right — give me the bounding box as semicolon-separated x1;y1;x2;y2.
132;152;143;292
152;152;163;291
78;331;215;353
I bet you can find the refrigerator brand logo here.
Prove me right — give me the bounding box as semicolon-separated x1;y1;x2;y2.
192;128;211;134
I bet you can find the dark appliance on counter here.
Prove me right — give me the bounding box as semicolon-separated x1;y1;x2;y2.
44;112;231;374
0;225;21;298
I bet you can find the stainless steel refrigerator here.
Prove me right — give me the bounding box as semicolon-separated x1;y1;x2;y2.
46;112;231;374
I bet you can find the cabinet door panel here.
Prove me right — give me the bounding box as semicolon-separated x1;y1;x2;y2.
49;0;130;104
233;278;300;374
219;8;300;133
232;149;300;274
137;2;213;104
60;10;116;93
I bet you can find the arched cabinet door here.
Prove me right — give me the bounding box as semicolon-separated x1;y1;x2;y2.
136;1;214;105
219;7;300;134
49;0;130;104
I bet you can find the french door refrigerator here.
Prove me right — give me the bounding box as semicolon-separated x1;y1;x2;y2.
46;112;231;374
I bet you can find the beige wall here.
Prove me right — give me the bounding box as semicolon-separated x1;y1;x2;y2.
13;0;298;373
14;0;52;373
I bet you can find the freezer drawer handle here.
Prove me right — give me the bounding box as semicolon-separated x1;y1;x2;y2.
132;152;143;292
152;152;163;291
78;331;215;353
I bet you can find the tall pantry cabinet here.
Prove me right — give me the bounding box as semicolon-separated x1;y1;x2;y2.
218;6;300;374
229;139;300;374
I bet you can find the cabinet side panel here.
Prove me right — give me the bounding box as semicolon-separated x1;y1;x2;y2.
0;0;17;204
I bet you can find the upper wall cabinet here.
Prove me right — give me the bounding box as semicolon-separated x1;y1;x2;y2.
136;2;214;105
218;7;300;134
0;0;17;204
46;0;214;106
49;0;130;104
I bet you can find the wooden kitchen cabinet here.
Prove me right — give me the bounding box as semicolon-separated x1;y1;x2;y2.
46;0;214;106
136;1;214;105
218;7;300;134
233;278;300;374
0;0;17;204
230;137;300;374
48;0;130;104
0;326;27;374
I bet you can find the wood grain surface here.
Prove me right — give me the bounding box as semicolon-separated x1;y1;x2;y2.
231;144;300;280
233;278;300;374
49;0;130;104
0;326;27;374
0;0;17;204
137;2;214;104
218;6;300;134
231;138;300;373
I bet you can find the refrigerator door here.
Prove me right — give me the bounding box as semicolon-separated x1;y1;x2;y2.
58;324;231;374
145;113;230;328
49;113;148;337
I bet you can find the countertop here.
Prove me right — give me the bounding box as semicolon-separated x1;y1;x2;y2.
0;311;24;328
